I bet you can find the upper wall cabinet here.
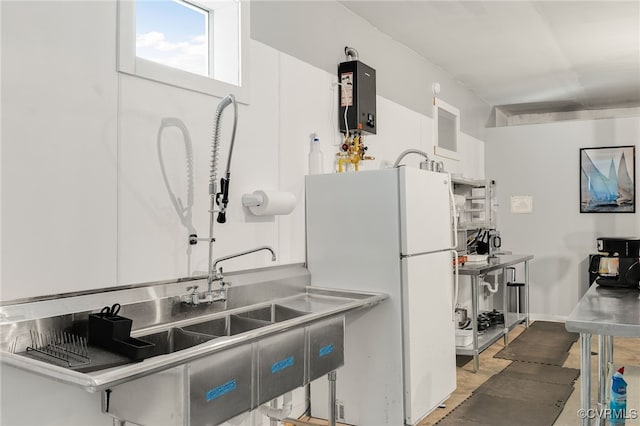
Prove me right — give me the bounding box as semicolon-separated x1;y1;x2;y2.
433;97;460;161
117;0;250;103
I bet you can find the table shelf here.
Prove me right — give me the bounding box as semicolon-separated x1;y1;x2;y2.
456;312;527;355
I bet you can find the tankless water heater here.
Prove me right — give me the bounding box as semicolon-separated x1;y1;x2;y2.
338;60;377;135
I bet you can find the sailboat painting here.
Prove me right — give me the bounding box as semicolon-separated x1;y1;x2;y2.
580;146;635;213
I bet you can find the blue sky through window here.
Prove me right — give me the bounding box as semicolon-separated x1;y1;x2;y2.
136;0;208;76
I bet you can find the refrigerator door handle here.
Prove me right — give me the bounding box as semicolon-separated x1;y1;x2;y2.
450;249;459;322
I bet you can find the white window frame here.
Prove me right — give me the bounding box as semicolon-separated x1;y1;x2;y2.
117;0;250;103
433;96;460;161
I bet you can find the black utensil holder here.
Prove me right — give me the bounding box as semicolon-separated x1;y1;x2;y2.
89;313;132;342
88;313;154;360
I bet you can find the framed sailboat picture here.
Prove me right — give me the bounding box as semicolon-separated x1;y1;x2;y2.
580;145;635;213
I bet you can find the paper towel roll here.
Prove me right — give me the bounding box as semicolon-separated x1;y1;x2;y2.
248;191;296;216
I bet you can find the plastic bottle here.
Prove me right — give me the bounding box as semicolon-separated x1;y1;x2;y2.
308;134;324;175
610;366;627;424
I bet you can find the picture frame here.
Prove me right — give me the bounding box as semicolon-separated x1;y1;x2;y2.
580;145;635;213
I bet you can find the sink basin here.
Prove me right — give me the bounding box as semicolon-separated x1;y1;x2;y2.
180;304;309;338
141;327;217;357
228;304;308;323
180;317;227;337
229;315;271;335
273;304;308;321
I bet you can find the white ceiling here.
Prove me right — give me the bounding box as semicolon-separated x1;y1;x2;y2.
341;1;640;115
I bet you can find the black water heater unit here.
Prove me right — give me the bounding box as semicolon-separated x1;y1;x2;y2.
338;60;376;135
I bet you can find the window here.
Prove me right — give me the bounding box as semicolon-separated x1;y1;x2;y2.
136;1;209;77
433;97;460;161
118;0;249;102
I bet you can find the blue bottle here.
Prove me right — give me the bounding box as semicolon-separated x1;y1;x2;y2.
610;367;627;425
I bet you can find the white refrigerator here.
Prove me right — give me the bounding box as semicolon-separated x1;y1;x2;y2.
306;166;457;426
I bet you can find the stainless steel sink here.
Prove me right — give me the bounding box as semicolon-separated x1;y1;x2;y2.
273;304;309;321
178;304;309;340
141;327;217;357
229;304;309;323
180;316;227;337
228;314;271;335
0;263;387;426
178;314;270;337
0;263;386;388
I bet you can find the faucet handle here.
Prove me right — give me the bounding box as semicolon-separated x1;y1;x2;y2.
187;285;199;293
213;267;224;280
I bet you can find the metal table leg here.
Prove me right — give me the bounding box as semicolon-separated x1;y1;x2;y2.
580;333;592;426
328;370;337;426
524;261;530;327
597;334;608;426
502;267;509;345
471;276;479;373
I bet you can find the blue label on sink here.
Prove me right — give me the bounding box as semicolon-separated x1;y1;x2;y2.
271;356;294;374
319;344;334;357
206;379;236;402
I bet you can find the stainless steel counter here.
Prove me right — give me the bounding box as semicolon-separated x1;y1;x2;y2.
566;286;640;337
457;254;534;276
0;264;386;393
566;284;640;426
456;254;533;372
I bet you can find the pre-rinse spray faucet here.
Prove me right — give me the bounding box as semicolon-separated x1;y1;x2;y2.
185;94;241;306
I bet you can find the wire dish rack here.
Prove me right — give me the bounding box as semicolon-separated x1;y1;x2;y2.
24;330;90;368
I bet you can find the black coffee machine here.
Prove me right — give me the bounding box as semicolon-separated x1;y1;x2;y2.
590;237;640;289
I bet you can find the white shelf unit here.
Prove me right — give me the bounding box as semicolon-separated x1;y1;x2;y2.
452;177;497;255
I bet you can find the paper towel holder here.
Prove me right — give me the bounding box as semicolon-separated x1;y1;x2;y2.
241;192;264;208
241;190;296;216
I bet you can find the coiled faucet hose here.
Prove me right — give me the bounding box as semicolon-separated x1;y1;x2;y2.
210;94;237;195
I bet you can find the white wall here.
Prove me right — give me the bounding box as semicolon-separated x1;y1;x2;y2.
251;0;492;141
1;1;485;425
1;1;485;302
485;117;639;321
1;0;119;301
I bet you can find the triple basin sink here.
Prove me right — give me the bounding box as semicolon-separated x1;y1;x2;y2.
108;298;348;425
0;264;387;425
141;304;308;357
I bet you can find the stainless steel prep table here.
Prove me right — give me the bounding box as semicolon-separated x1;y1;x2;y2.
456;254;534;372
566;285;640;426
